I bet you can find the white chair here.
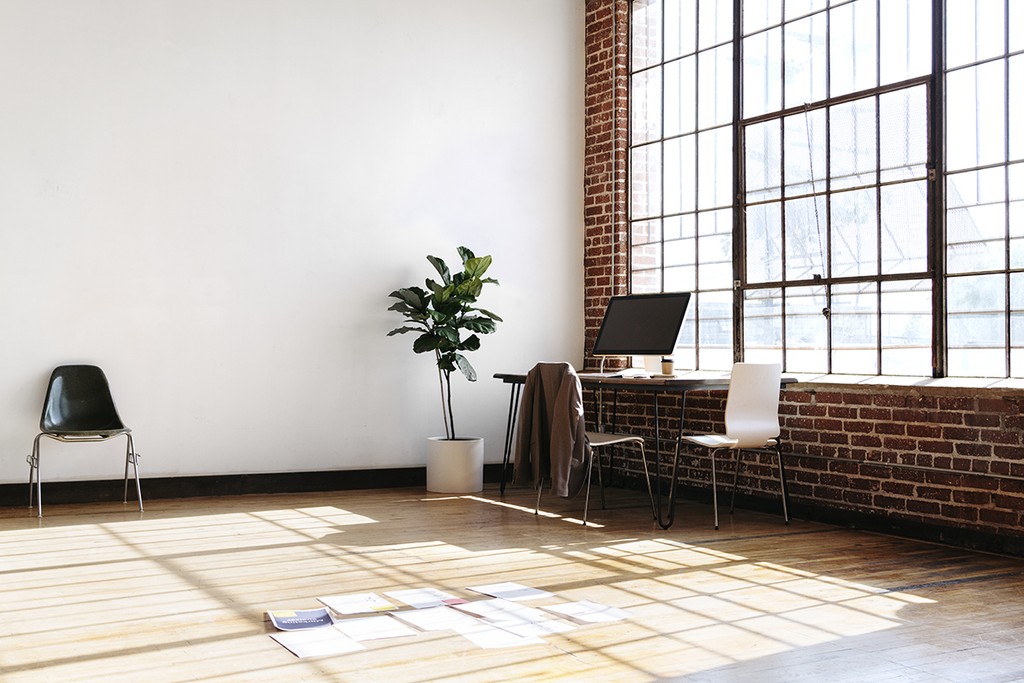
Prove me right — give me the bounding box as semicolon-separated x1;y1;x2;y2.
514;362;656;525
679;363;789;529
581;430;657;525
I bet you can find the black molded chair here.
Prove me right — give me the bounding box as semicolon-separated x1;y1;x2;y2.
27;365;143;516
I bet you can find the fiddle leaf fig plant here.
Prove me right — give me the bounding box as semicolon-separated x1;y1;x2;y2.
387;246;501;439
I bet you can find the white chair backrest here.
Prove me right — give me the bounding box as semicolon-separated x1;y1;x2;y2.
724;363;782;448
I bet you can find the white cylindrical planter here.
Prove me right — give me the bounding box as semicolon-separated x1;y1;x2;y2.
426;436;484;493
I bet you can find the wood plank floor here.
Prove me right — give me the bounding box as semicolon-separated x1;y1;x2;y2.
1;484;1023;682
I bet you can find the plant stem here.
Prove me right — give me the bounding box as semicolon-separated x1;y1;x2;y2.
435;359;451;439
444;370;456;439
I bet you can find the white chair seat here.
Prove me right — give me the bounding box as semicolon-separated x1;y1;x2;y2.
681;434;778;449
586;431;644;447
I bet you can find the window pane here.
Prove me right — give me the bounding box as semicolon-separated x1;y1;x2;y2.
664;214;697;290
633;268;663;293
632;220;662;273
1011;55;1023;162
830;96;877;191
744;288;783;363
786;0;827;21
784;14;827;108
1010;165;1024;268
879;0;931;84
785;286;828;373
946;61;1007;170
881;181;928;274
697;44;733;129
831;282;879;375
947;273;1007;377
1012;0;1023;53
784;108;826;196
829;0;878;97
632;0;663;70
664;0;696;60
631;143;663;219
632;67;663;145
784;195;828;280
743;0;782;35
698;0;732;49
879;86;928;183
946;0;1006;69
880;280;932;376
698;290;733;369
742;27;782;118
633;218;662;246
697;209;733;290
697;126;733;209
830;187;878;278
674;303;697;369
746;202;783;283
663;134;696;214
1011;273;1024;377
745;120;781;202
947;168;1007;274
665;57;696;136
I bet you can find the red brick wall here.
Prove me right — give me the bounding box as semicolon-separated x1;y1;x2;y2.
581;0;1024;555
583;0;628;366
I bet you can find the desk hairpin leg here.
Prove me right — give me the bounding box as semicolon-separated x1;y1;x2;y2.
653;392;686;530
499;382;522;494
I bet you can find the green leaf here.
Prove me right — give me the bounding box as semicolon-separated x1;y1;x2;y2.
412;333;443;354
454;353;477;381
463;255;492;279
427;255;451;285
387;325;425;336
462;317;496;334
476;308;503;322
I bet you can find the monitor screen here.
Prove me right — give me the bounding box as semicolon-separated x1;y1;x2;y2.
591;292;692;356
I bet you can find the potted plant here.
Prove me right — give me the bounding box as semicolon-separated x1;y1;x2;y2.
387;246;502;492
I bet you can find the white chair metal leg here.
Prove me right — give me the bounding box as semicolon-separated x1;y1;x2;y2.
776;443;790;524
711;447;720;530
582;452;594;526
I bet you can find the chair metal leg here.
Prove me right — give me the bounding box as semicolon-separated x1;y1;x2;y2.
27;453;36;510
711;448;720;530
730;448;743;515
27;435;42;517
776;443;790;524
124;434;143;512
535;478;544;516
582;451;594;526
638;441;657;521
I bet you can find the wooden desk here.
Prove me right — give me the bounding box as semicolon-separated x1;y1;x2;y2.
494;371;740;529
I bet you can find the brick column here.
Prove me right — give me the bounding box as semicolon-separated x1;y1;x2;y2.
583;0;629;369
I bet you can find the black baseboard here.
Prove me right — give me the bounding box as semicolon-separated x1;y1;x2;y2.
1;464;508;508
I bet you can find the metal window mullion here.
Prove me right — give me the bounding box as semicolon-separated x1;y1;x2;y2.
1004;0;1012;376
733;0;744;363
930;0;946;378
875;0;884;375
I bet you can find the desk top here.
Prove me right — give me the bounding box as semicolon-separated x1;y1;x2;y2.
494;372;796;391
494;371;732;391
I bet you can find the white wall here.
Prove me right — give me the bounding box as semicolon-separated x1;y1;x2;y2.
0;0;585;483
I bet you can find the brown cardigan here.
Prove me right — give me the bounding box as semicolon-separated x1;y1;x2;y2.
512;362;591;498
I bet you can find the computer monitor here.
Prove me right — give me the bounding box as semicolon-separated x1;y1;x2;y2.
591;292;692;357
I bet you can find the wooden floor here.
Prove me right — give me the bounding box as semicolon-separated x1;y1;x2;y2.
2;485;1023;683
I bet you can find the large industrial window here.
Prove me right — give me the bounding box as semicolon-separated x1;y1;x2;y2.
629;0;1023;378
